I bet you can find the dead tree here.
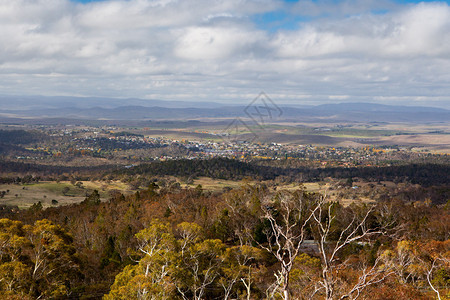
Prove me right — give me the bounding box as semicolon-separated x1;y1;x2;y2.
311;202;393;300
259;190;321;300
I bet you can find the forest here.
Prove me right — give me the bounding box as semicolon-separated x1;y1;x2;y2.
117;158;450;188
2;157;450;187
0;127;449;299
0;183;449;299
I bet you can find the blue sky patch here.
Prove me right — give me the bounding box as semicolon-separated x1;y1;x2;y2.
252;11;311;32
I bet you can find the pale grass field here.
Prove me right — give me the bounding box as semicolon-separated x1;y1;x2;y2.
190;177;244;191
191;178;376;207
0;180;132;209
0;176;395;209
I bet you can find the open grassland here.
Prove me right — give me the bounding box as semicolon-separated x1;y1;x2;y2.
189;177;244;191
189;178;376;207
190;178;331;194
0;177;389;209
0;182;85;209
191;178;323;194
0;180;133;209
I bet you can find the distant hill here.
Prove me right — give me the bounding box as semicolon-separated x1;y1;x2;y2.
283;103;450;123
0;95;449;123
0;95;223;110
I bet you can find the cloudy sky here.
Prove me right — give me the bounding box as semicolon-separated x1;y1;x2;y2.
1;0;450;108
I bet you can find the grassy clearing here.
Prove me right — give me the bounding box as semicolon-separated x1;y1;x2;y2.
36;182;85;196
339;197;376;207
0;183;84;209
189;177;244;192
188;178;329;194
0;177;380;209
279;182;328;193
0;180;133;209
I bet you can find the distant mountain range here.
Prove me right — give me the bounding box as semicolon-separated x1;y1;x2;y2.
0;95;448;123
0;95;224;110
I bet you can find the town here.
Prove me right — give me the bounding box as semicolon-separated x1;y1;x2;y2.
4;124;447;169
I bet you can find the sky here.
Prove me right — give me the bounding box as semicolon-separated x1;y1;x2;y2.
1;0;450;108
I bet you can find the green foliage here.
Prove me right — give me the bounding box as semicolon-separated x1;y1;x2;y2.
28;201;43;212
163;207;172;218
0;183;449;299
116;158;450;188
0;130;47;145
0;261;30;295
112;131;144;138
252;220;269;244
100;236;122;269
25;219;80;298
432;267;450;288
83;190;101;205
106;220;266;300
0;219;29;261
290;253;321;292
0;218;80;299
212;209;231;242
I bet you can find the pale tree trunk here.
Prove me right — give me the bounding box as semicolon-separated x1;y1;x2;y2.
312;203;393;300
282;268;290;300
258;191;321;300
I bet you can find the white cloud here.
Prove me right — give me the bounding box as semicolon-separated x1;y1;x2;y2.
174;25;265;60
0;0;449;108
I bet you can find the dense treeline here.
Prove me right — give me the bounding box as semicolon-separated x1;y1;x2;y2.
78;137;166;151
303;163;450;186
0;129;47;145
116;158;274;180
0;185;449;299
0;160;116;176
112;131;144;138
0;143;31;155
2;156;449;188
117;157;450;187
